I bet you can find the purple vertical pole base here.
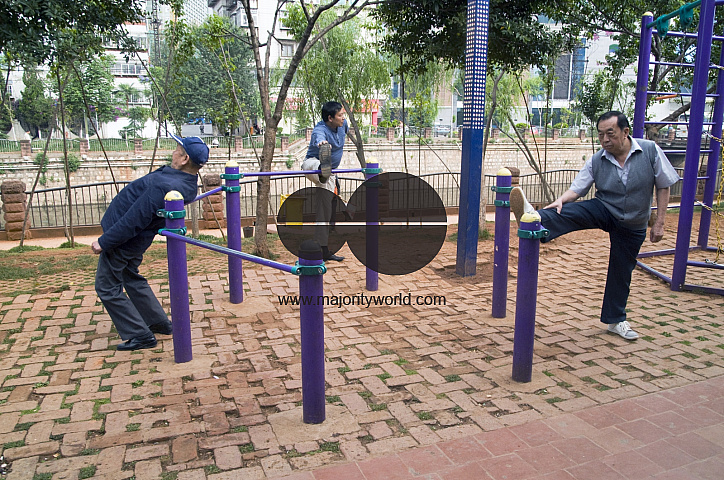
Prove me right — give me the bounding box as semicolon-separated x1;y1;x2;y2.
365;161;379;291
492;169;512;318
512;213;544;383
298;241;326;424
225;161;244;303
164;191;193;364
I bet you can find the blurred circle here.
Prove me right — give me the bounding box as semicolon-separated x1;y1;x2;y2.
339;172;447;275
276;187;347;260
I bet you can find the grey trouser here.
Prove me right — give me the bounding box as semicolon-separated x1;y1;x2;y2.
95;248;168;340
302;157;337;247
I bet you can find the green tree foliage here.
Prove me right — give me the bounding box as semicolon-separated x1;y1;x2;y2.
0;0;144;64
283;6;389;128
16;67;55;138
375;0;579;74
57;56;116;136
166;15;259;134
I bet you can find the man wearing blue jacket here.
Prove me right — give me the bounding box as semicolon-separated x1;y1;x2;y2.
301;101;349;262
91;136;208;350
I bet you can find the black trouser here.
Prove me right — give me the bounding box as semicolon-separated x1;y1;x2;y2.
538;199;647;324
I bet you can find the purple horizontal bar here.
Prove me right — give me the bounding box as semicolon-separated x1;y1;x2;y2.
636;260;673;284
637;248;676;258
660;151;713;155
688;260;724;270
160;231;295;274
194;186;223;202
682;283;724;295
644;121;715;125
653;30;724;42
645;92;720;98
243;168;364;177
649;61;696;68
638;244;701;257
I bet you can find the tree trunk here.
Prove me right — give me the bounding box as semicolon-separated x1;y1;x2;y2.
253;123;278;258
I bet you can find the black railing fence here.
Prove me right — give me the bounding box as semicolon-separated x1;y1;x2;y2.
1;167;695;231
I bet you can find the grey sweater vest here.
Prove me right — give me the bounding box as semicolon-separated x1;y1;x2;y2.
591;139;658;230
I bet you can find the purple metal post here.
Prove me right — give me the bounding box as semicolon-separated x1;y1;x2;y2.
633;12;654;139
492;168;512;318
698;19;724;247
224;161;244;303
298;241;326;424
164;191;193;363
365;161;380;291
512;212;545;383
672;0;716;290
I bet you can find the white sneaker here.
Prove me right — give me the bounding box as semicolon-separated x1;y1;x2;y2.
510;187;534;226
607;321;639;340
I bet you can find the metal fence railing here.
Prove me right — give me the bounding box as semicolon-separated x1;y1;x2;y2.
1;166;712;232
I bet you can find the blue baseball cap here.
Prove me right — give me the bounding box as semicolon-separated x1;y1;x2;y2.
171;134;209;166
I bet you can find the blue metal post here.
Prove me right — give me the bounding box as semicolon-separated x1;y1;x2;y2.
298;241;326;424
633;12;654;139
512;212;546;383
455;0;489;276
672;0;716;290
365;160;379;291
164;191;193;363
492;168;512;318
224;160;244;303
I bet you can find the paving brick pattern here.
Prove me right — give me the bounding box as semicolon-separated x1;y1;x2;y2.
0;223;722;479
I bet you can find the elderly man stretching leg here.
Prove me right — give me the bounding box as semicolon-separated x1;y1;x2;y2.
92;136;208;351
511;111;679;340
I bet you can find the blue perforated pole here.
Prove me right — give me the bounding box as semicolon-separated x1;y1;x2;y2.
492;168;512;317
164;191;193;363
298;241;326;424
365;161;379;291
512;212;547;383
455;0;489;276
224;161;244;303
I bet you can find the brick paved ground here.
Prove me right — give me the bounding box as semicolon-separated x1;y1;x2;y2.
0;220;722;479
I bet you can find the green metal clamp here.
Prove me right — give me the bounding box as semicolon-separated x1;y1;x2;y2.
362;167;383;175
517;228;550;239
494;200;510;207
491;186;513;193
222;185;241;193
291;262;327;276
158;227;188;236
156;209;186;219
220;173;243;180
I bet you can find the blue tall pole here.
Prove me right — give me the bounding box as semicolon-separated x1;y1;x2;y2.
365;160;379;291
224;160;244;303
455;0;489;276
492;168;512;317
164;191;193;364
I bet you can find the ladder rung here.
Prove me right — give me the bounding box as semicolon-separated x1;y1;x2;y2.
645;121;715;125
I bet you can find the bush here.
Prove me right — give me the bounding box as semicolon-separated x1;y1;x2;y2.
515;123;528;131
34;153;48;173
67;153;81;173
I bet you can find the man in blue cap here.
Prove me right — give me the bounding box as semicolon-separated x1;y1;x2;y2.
91;135;209;350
